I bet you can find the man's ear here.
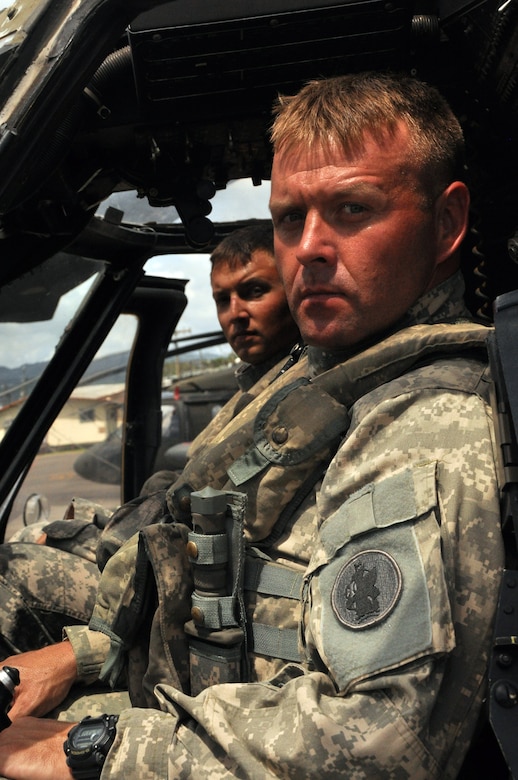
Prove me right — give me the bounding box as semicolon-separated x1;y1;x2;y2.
435;181;470;265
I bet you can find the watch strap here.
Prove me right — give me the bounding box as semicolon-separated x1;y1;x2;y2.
64;714;119;780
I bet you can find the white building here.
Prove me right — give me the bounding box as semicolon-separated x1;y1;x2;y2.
0;383;125;449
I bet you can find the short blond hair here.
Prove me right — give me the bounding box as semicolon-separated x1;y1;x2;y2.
270;72;465;201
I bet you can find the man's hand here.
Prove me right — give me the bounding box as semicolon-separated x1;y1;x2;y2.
3;642;78;720
0;717;75;780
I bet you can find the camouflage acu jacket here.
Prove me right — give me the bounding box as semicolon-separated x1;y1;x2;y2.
66;274;504;779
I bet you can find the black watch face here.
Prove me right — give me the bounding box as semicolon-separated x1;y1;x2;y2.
73;722;105;749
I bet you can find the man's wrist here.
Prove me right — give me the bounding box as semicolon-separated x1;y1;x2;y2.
63;714;118;780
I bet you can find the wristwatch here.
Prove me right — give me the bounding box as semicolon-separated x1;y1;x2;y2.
63;714;119;779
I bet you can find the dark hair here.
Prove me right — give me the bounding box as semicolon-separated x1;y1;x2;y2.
210;223;274;270
271;72;466;201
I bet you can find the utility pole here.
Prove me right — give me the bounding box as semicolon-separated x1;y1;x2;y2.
172;328;191;378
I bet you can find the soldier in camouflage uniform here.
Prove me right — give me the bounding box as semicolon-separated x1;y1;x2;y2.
0;224;299;658
0;72;504;780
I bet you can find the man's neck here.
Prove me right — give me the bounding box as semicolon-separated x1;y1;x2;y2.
236;345;300;390
307;271;471;374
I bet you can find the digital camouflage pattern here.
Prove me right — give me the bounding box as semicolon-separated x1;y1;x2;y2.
186;347;300;462
0;349;297;660
0;542;99;657
0;496;118;658
0;492;174;659
64;272;504;779
7;495;112;562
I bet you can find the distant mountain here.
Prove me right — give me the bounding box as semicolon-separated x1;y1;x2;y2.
0;341;228;406
0;353;130;391
0;362;47;404
79;351;130;385
0;353;130;407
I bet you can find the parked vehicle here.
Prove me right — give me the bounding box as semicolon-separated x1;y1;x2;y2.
73;363;239;484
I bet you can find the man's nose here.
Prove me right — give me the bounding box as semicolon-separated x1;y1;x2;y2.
296;212;335;266
229;295;249;319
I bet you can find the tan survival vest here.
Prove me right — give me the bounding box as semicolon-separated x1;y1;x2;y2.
96;321;492;706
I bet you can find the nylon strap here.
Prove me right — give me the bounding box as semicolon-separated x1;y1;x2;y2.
251;623;301;663
245;556;303;600
187;531;228;564
190;594;237;630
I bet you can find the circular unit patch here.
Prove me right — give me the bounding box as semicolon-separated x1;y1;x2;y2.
331;549;402;630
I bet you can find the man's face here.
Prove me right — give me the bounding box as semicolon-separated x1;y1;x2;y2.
211;249;299;365
269;123;457;349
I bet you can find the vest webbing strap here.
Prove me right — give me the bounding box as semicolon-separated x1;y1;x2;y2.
245;556;304;599
244;556;304;661
251;623;301;663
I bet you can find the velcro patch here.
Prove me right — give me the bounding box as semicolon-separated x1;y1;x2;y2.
331;550;402;630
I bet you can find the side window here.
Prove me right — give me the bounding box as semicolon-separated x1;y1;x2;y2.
3;312;137;539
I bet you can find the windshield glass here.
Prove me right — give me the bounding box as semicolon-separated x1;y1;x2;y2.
98;178;271;225
0;251;139;537
0;253;102;424
5;311;137;538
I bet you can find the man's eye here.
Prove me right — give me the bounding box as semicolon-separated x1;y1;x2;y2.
341;203;367;215
213;295;229;308
275;211;303;227
242;284;269;300
251;284;268;298
285;212;303;222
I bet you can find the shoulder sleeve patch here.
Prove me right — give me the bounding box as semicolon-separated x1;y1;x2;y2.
315;522;434;692
331;549;402;630
306;461;452;693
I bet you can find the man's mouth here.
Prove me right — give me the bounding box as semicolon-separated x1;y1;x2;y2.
232;331;256;343
298;287;344;302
